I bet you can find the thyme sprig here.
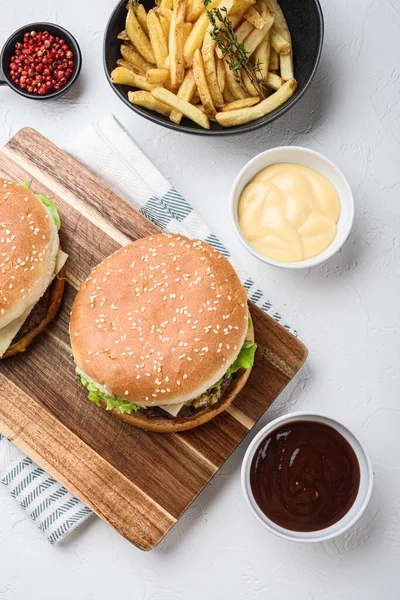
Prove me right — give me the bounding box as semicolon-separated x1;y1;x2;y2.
205;4;268;99
131;0;139;15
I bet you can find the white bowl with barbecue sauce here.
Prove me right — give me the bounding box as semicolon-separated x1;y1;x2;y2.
241;412;373;543
230;147;354;269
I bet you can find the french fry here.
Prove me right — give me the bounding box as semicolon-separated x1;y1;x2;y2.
186;0;204;23
160;0;173;8
216;57;225;93
244;6;265;29
117;58;145;76
183;22;193;44
202;42;224;108
221;96;260;110
213;0;237;20
111;66;156;91
265;0;290;39
269;47;279;70
202;27;224;109
196;104;217;122
268;0;293;81
117;30;130;41
169;0;187;87
271;0;293;81
120;44;154;71
146;67;170;83
184;13;209;66
280;53;293;80
216;77;296;126
183;0;219;66
128;90;171;115
242;69;259;96
270;28;290;54
151;86;210;128
253;29;270;80
234;20;254;44
224;60;248;99
137;4;149;35
266;71;283;89
223;85;236;103
193;48;216;117
155;6;172;20
230;0;256;14
266;0;294;77
158;14;171;47
126;9;156;64
215;4;252;58
170;67;197;123
164;54;170;68
156;8;172;46
203;0;236;61
230;3;254;27
243;10;274;57
191;90;201;104
147;9;169;68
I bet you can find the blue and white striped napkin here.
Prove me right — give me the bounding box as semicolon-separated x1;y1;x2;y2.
0;115;296;543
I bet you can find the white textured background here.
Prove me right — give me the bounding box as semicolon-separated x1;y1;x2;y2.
1;0;400;598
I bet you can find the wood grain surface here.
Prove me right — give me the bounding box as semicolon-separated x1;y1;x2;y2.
0;128;307;550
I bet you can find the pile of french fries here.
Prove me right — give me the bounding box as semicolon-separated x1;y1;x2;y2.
111;0;297;129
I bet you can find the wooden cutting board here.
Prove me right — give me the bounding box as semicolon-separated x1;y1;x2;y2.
0;128;307;550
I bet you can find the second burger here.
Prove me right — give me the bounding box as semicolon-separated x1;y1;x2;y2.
70;233;256;432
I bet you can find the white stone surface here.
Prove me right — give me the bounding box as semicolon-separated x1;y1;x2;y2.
1;0;399;598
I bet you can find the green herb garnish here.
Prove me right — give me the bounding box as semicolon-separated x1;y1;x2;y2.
205;4;268;98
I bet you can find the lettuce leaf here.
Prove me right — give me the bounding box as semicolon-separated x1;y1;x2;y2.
36;194;61;230
213;338;257;388
77;373;140;414
21;181;61;230
225;339;257;378
76;336;257;414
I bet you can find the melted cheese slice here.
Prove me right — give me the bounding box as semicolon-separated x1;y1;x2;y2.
0;305;34;357
160;402;185;417
55;249;68;273
0;249;68;357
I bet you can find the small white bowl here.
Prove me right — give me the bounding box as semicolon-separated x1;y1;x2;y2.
230;146;355;269
241;412;373;543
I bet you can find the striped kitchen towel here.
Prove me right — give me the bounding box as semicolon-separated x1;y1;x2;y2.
0;115;296;544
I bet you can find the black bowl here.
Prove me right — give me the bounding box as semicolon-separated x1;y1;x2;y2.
104;0;323;135
0;22;82;100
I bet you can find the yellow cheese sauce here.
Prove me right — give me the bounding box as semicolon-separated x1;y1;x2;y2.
238;163;341;263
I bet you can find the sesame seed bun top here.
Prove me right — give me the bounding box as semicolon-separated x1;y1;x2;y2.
0;179;59;329
70;233;249;406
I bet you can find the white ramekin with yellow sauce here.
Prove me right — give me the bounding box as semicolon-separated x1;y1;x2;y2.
230;147;354;269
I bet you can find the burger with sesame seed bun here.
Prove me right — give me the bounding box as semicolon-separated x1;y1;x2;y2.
0;179;67;359
70;233;256;432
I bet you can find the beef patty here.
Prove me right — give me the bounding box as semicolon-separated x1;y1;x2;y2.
137;375;234;421
11;283;53;345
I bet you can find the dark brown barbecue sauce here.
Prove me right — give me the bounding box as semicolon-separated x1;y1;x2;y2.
250;420;360;531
